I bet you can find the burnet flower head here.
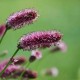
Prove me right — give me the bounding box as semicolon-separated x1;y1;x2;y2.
18;30;62;51
6;9;39;30
0;62;37;79
0;8;39;45
0;59;20;78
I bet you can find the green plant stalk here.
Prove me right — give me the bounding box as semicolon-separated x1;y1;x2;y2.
36;52;52;70
0;29;7;45
0;48;19;77
19;61;30;80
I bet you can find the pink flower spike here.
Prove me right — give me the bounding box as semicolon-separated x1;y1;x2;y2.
6;9;39;30
31;50;42;59
0;25;6;37
18;30;62;50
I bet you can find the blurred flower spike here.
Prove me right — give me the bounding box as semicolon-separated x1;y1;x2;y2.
0;59;37;79
55;41;67;52
50;41;67;53
41;67;59;77
6;9;39;30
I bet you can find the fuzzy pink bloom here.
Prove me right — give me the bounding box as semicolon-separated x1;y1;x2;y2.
0;64;37;79
29;50;42;62
22;69;37;79
18;31;62;50
41;67;59;77
54;41;67;52
6;9;38;29
31;50;42;59
0;61;8;73
0;60;37;79
0;60;20;78
0;25;6;37
13;56;27;65
1;65;20;78
0;56;26;68
0;61;16;77
13;69;37;79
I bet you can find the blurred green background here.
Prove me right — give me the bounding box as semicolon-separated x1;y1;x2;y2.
0;0;80;80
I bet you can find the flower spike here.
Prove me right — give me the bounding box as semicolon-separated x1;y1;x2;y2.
18;30;62;50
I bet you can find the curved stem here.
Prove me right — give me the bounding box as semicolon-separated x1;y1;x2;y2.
36;53;51;70
0;48;19;76
0;29;7;45
19;61;30;80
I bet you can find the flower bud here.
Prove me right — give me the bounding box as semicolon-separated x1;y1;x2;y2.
13;56;26;65
29;50;42;62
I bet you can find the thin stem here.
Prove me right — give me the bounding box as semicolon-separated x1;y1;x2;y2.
36;53;51;70
0;29;7;45
36;50;57;70
19;61;30;80
0;48;19;77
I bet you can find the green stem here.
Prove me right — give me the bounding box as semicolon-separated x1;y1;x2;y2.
19;61;30;80
0;48;19;76
36;50;58;70
0;29;7;45
36;53;50;70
